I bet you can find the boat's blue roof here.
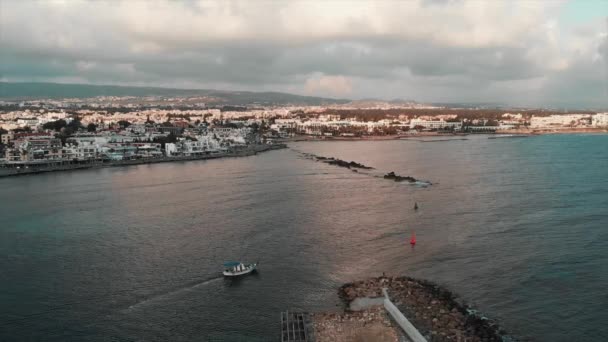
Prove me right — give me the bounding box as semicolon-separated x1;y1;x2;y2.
223;261;241;267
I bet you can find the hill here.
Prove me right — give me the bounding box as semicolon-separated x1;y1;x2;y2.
0;82;350;106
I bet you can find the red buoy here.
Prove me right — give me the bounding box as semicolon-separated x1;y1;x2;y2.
410;232;416;246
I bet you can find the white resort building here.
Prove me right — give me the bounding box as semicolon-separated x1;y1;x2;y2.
530;114;592;129
409;119;462;130
592;113;608;127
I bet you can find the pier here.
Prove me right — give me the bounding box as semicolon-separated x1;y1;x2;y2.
280;311;314;342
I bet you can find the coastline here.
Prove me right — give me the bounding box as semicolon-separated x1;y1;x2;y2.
497;127;608;135
0;143;286;178
280;128;608;142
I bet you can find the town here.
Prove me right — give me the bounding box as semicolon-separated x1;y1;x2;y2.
1;97;607;170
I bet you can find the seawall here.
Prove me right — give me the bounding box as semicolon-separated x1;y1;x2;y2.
0;144;286;178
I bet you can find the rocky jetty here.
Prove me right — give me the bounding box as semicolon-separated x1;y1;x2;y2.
383;171;418;183
339;276;511;342
326;158;374;169
304;153;375;169
297;151;432;186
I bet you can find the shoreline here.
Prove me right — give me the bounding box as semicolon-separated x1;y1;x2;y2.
280;128;608;142
0;144;286;178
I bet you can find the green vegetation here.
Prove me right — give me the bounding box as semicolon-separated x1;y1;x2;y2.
153;132;178;149
43;119;67;131
12;126;32;133
117;120;131;128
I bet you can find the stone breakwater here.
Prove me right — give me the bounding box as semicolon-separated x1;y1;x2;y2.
298;151;432;185
384;171;422;183
325;158;374;169
301;152;374;170
339;276;513;342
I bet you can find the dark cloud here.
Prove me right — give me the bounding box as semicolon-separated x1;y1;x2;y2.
0;1;606;106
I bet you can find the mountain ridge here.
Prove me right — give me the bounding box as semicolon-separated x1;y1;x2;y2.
0;82;351;106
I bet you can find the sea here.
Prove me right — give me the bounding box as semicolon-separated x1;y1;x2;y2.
1;134;607;341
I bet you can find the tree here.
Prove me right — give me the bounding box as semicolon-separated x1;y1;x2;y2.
166;132;177;143
152;132;178;149
117;120;131;128
67;118;83;131
13;126;32;133
58;127;75;145
0;128;7;152
43;119;67;131
87;123;98;132
250;122;260;134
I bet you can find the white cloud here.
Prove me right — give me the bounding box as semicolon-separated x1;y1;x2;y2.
304;74;353;96
0;0;606;106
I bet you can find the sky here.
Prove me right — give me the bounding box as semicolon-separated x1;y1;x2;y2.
1;0;607;107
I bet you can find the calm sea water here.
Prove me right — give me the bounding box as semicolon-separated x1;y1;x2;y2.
1;135;607;341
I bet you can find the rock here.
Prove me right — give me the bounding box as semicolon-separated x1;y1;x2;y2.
383;171;418;182
326;276;508;342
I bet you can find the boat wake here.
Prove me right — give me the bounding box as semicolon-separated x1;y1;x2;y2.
126;276;223;311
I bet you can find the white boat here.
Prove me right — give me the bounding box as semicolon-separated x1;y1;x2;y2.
223;261;258;277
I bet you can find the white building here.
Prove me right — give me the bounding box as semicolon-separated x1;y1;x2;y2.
410;119;462;130
62;144;101;160
592;113;608;127
210;127;250;145
16;118;39;127
498;120;520;130
530;114;591;128
165;135;223;156
9;137;63;161
1;131;15;145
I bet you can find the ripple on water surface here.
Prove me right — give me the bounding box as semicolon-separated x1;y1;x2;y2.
1;135;607;341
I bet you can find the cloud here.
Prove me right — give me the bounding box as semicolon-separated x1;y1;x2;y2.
0;0;606;107
304;74;353;96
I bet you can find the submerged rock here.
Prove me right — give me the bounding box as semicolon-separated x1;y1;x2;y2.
383;171;418;183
